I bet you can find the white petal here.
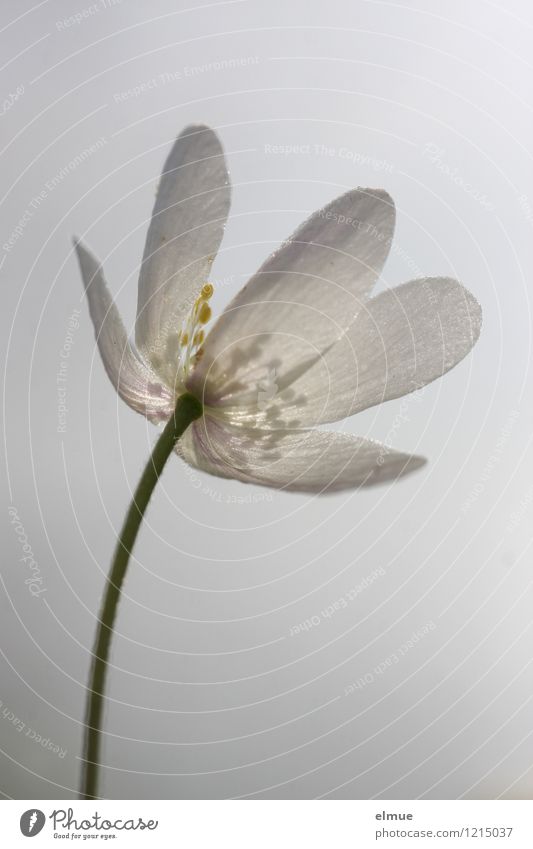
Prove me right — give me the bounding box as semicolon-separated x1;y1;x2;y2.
135;124;231;364
75;240;174;420
179;416;425;493
187;188;395;409
230;277;482;429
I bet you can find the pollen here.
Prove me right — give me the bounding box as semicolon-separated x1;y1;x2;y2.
171;281;216;388
197;301;212;324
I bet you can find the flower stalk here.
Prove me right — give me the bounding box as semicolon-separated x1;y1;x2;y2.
80;392;203;800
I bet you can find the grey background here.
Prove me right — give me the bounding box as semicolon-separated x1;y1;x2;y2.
1;0;532;800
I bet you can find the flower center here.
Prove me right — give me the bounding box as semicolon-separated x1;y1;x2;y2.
154;282;214;394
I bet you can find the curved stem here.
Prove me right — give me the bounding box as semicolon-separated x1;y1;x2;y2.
80;392;203;800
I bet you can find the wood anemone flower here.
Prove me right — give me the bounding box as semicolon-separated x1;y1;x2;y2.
75;124;481;494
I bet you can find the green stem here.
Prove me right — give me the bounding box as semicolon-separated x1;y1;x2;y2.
80;392;203;800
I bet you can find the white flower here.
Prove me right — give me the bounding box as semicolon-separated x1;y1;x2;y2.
75;124;481;493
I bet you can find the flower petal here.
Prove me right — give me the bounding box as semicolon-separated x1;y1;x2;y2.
187;188;395;408
223;277;482;429
75;240;174;420
135;124;231;365
179;416;425;493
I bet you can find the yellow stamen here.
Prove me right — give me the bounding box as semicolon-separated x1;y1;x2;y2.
198;302;211;324
168;281;216;383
